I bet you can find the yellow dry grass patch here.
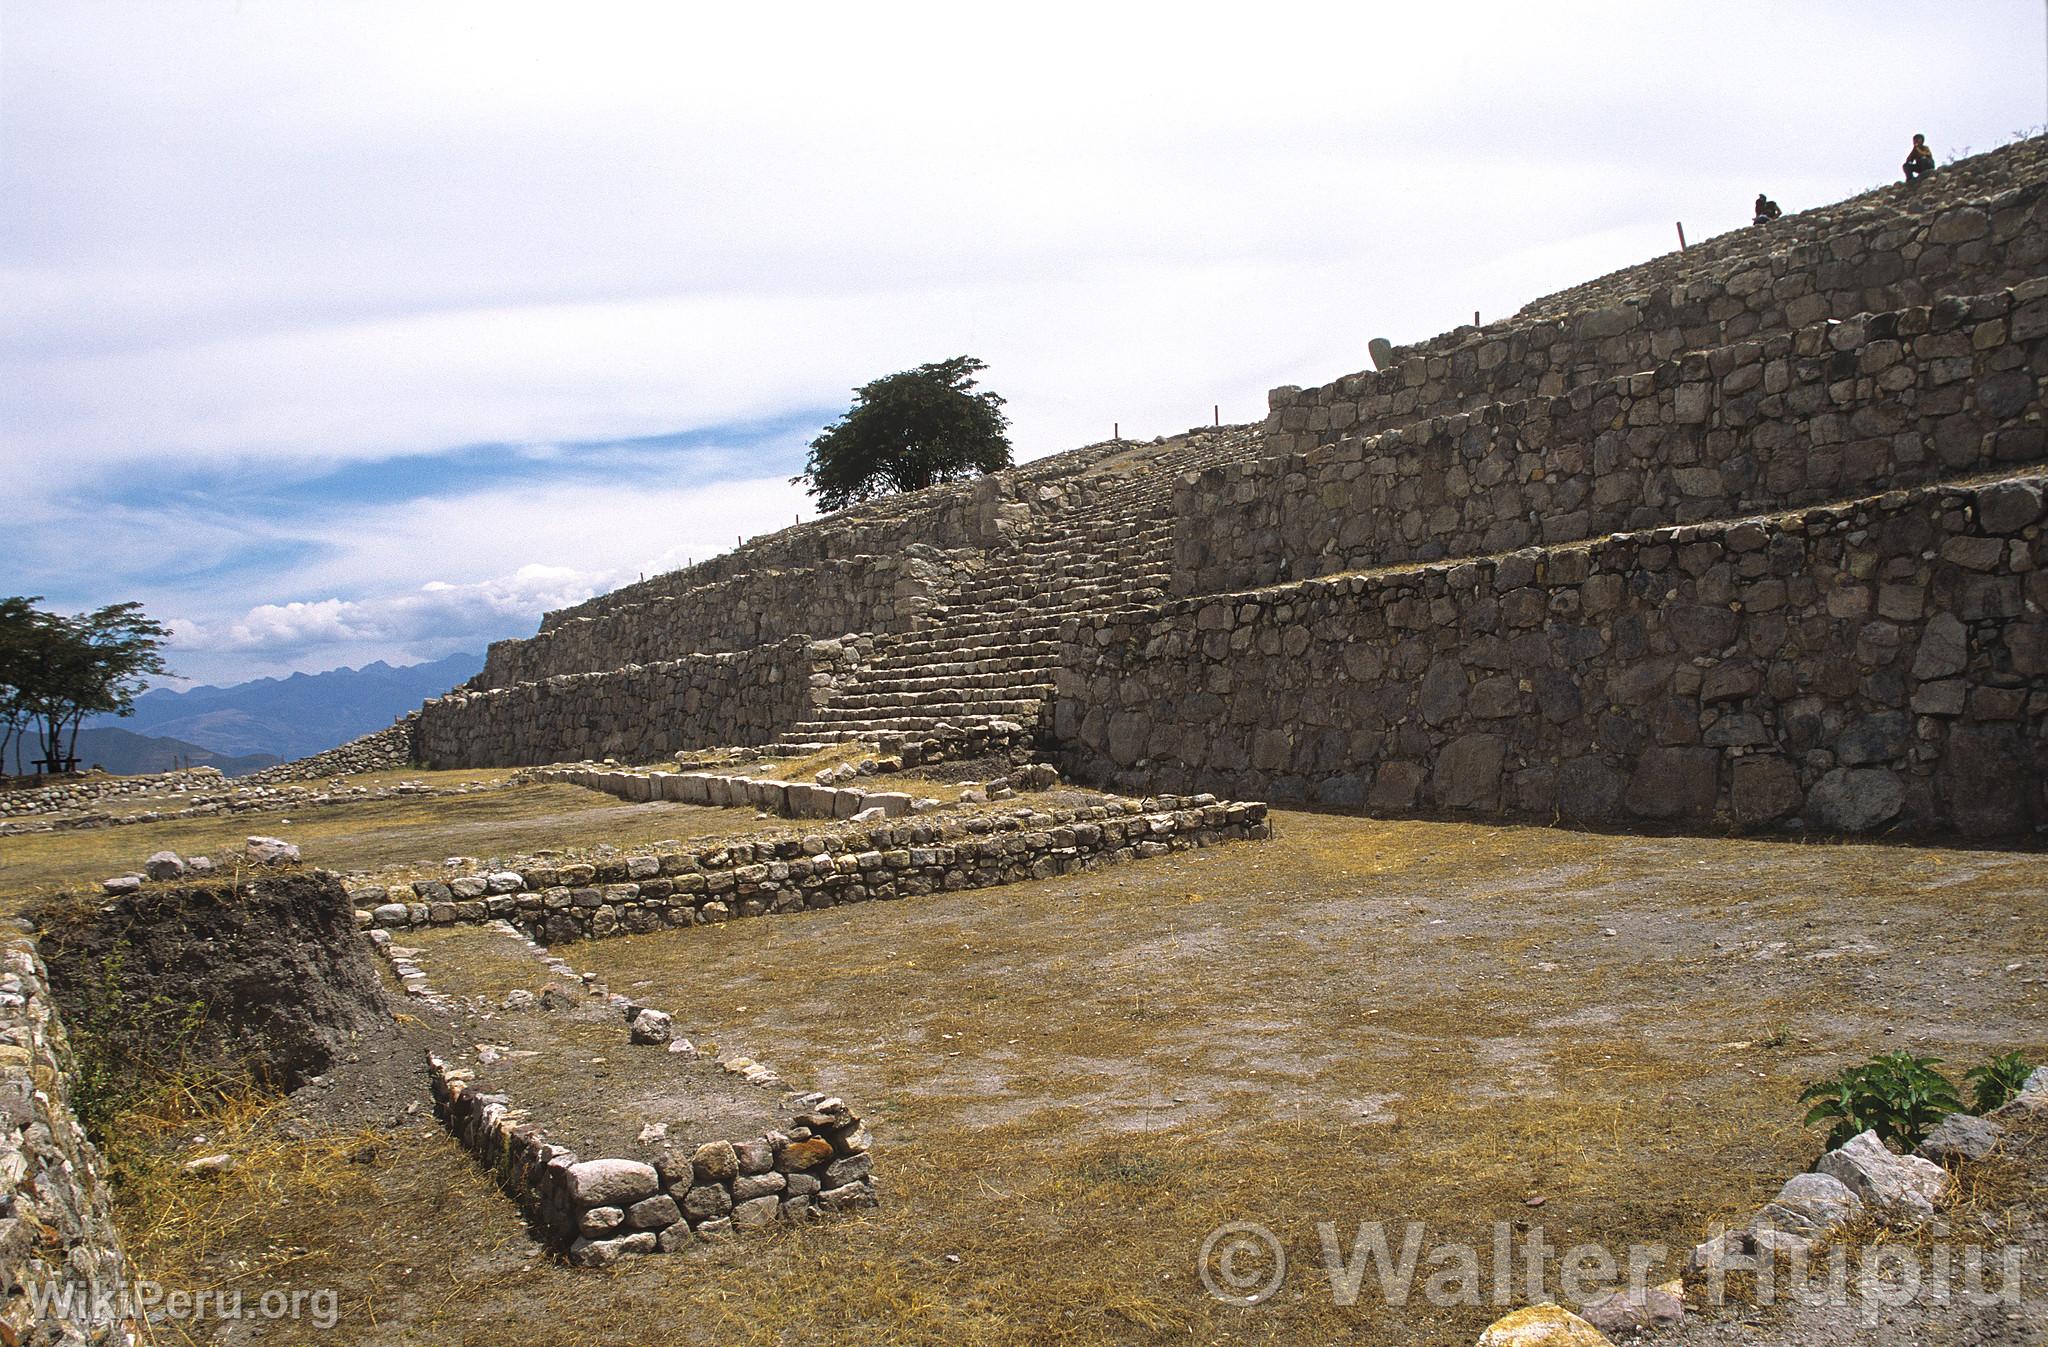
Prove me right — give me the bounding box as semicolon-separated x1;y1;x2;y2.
48;808;2048;1345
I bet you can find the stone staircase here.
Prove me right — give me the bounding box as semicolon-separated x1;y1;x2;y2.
769;428;1258;749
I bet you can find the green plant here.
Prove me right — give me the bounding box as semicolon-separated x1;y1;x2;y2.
1965;1051;2035;1115
795;355;1012;512
1799;1051;1962;1151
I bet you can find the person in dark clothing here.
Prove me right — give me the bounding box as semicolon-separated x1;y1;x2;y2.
1904;134;1936;182
1753;193;1782;224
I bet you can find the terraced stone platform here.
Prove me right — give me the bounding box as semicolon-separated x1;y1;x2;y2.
413;133;2048;836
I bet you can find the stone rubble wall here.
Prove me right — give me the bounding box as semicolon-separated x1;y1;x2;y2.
382;922;877;1263
1267;171;2048;456
1190;283;2048;594
525;440;1128;646
429;1053;877;1263
475;549;965;689
0;930;136;1347
244;718;419;783
0;765;232;823
414;638;862;768
1060;474;2048;837
535;764;932;821
351;796;1271;944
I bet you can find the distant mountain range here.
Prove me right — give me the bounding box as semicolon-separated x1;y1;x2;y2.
61;726;281;778
69;651;482;770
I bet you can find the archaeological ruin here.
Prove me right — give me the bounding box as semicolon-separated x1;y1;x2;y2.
412;134;2048;838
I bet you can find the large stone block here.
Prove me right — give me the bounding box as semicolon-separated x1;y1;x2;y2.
1433;734;1506;811
1805;767;1905;833
1625;747;1719;820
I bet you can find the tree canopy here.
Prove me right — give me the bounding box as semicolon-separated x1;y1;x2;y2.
0;597;171;774
795;356;1012;513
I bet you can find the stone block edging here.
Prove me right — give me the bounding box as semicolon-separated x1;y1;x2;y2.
0;929;136;1343
352;797;1270;945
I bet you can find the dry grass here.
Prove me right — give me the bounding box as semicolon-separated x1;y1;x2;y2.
0;783;798;908
94;809;2047;1346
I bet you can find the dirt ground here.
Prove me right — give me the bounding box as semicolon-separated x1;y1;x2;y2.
88;808;2046;1347
400;923;789;1162
0;781;802;899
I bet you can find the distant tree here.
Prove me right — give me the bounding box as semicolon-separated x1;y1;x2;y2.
795;356;1012;513
0;597;44;775
0;598;171;774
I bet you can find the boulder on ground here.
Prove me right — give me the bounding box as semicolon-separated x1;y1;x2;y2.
629;1008;673;1045
142;851;185;880
1815;1129;1949;1216
1916;1113;2004;1164
1578;1284;1683;1335
1475;1303;1613;1346
245;835;300;865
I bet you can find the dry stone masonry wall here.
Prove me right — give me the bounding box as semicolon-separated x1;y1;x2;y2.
416;638;860;768
353;796;1271;944
1267;162;2048;455
383;922;878;1264
476;549;963;688
1062;474;2048;836
242;719;418;783
0;929;135;1347
1188;283;2048;593
398;135;2048;837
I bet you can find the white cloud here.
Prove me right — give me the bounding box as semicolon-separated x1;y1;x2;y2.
5;0;2043;681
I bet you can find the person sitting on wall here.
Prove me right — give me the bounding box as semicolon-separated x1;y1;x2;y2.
1903;134;1936;183
1753;193;1783;224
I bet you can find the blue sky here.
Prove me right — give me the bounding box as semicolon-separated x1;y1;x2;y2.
4;1;2045;684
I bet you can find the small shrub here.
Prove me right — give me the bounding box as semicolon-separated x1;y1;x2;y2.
1965;1051;2036;1115
1799;1052;1962;1151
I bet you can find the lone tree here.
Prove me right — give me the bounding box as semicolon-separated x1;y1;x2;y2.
0;597;171;774
796;356;1012;513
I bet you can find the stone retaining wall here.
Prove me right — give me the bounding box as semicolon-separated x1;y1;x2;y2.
414;638;860;768
353;796;1271;943
476;550;961;688
531;443;1126;639
244;719;418;783
0;929;135;1345
1061;475;2048;837
1188;284;2048;594
1266;174;2048;457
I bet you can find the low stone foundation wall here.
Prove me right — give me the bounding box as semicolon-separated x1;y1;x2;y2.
413;638;860;768
0;928;136;1345
388;922;877;1264
539;764;933;820
431;1054;876;1263
1061;474;2048;837
353;796;1271;943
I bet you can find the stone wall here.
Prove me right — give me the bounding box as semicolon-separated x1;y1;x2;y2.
1184;284;2048;595
0;928;136;1346
476;549;962;688
246;719;418;783
1266;173;2048;455
387;922;877;1264
1061;474;2048;837
430;1052;876;1263
525;440;1127;640
353;796;1272;942
415;638;859;768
